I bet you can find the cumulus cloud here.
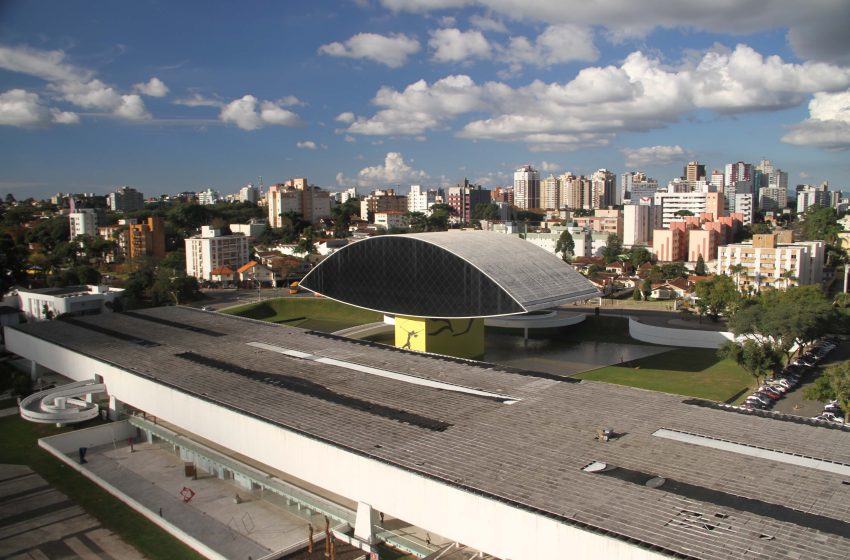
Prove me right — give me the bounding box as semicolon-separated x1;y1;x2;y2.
219;95;303;130
470;14;507;33
346;74;485;135
318;33;421;68
0;44;152;122
343;44;850;151
336;111;355;123
297;140;318;149
0;89;78;127
429;28;491;62
133;77;169;97
357;152;429;184
782;90;850;149
499;24;599;71
379;0;850;64
623;145;687;167
540;161;561;172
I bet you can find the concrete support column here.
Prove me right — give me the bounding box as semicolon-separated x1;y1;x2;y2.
354;501;379;545
30;359;39;382
108;395;123;421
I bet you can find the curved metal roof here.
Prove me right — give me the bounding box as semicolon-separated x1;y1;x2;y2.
300;231;599;318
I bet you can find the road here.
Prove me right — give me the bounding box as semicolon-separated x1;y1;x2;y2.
190;287;311;311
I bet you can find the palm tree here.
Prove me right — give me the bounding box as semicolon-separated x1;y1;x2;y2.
729;263;746;292
781;269;796;291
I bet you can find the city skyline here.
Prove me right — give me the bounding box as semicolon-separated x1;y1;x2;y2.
2;0;850;200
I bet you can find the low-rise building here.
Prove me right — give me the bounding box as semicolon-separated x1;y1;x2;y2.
185;226;251;281
716;232;825;290
13;285;124;321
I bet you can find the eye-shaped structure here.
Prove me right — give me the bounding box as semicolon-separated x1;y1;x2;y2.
300;231;599;319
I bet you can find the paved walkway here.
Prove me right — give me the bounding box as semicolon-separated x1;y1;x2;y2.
0;464;145;560
76;441;318;560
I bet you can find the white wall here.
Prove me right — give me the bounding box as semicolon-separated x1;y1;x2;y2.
628;318;734;349
6;327;667;560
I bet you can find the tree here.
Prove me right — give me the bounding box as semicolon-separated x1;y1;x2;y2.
728;285;835;364
555;230;575;262
718;339;780;386
799;205;840;244
728;263;746;291
750;222;772;235
803;361;850;423
660;262;688;280
427;204;452;231
473;202;500;222
694;255;707;276
694;274;739;321
641;277;652;300
331;198;360;238
675;209;694;217
403;212;429;233
0;232;27;294
601;233;623;263
627;247;652;268
294;227;317;255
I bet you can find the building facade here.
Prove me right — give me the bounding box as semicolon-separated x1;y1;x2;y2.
128;216;166;260
407;185;437;214
359;189;408;222
69;209;98;239
107;186;145;213
513;165;540;209
716;233;825;290
267;178;333;227
185;226;251;281
447;180;491;224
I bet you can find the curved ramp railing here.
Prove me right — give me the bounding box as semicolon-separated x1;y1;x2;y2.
20;379;107;424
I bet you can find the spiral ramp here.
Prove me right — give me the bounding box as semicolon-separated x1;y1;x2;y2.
19;379;107;424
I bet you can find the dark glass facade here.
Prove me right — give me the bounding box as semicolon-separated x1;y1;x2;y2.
301;236;524;318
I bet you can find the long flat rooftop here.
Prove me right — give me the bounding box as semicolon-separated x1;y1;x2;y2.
10;307;850;560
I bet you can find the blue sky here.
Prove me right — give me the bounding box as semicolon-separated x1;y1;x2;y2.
2;0;850;200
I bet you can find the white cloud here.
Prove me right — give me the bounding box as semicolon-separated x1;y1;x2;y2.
357;152;429;184
345;135;356;142
499;24;599;71
380;0;850;64
173;93;222;107
318;33;421;68
297;140;318;149
429;28;491;63
0;44;153;122
540;161;561;172
114;94;151;120
133;77;169;97
469;14;506;33
782;90;850;149
0;44;88;82
0;89;78;127
623;145;687;168
347;74;485;135
336;111;355;123
219;95;303;130
346;44;850;150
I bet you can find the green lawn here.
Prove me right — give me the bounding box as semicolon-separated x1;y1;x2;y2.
575;347;755;403
0;416;202;560
222;297;383;332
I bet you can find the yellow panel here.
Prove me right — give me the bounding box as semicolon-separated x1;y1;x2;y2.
394;316;484;359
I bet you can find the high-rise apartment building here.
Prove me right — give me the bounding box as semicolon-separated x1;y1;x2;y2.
107;186;145;213
447;179;491;224
407;185;437;214
267;178;333;227
128;216;166;260
623;201;654;247
69;209;98;239
560;173;590;210
654;191;723;229
797;183;832;213
513;165;539;209
684;161;706;184
239;184;258;204
540;175;560;210
590;169;616;209
717;233;824;290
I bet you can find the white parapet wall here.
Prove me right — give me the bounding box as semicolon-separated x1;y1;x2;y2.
628;317;735;349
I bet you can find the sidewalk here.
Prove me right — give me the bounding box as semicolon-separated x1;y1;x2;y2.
74;441;321;560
